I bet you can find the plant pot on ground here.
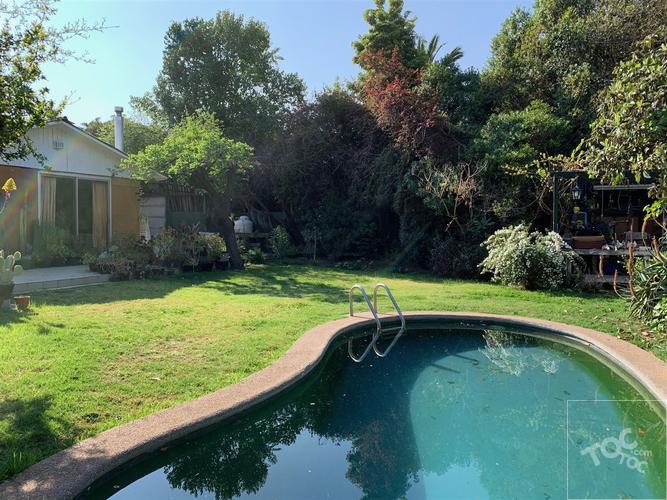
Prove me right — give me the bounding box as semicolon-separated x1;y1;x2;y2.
14;295;31;311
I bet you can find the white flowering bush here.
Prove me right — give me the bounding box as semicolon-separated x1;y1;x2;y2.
479;224;583;290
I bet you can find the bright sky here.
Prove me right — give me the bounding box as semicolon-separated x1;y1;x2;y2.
43;0;533;125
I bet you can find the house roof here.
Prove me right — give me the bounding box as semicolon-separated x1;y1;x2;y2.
47;117;128;159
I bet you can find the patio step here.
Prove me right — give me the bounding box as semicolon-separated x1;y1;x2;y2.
12;265;110;295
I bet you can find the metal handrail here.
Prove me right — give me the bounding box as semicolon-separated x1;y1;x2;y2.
347;283;405;362
371;283;406;357
348;285;382;362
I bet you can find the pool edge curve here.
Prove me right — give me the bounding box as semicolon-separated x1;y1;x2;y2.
1;312;665;500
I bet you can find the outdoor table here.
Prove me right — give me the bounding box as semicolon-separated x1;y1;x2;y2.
571;247;653;277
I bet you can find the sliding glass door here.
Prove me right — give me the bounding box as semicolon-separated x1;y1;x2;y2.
41;175;109;248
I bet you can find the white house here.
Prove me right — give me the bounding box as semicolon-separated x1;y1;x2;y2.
0;108;141;251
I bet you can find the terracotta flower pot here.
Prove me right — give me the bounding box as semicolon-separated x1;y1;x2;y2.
14;295;31;311
0;282;15;303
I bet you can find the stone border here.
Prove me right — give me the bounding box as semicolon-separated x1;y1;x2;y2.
1;312;664;500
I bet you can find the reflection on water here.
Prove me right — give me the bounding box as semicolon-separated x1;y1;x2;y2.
92;329;666;500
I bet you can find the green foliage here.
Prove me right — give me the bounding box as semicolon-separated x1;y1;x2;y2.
0;0;106;161
124;113;253;188
423;61;487;142
627;249;667;334
124;113;253;269
242;247;265;264
179;225;206;271
92;236;156;279
479;224;583;290
151;227;181;266
475;100;570;176
91;227;228;278
305;201;380;261
31;224;74;267
584;33;667;215
648;297;667;334
83;115;166;154
269;226;292;258
0;250;23;284
135;11;305;145
353;0;423;68
202;233;227;260
429;236;485;279
483;0;667;142
260;89;398;261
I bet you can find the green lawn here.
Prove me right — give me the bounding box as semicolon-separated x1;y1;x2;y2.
0;264;662;481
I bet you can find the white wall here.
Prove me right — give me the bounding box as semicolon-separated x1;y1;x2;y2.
140;195;166;237
7;122;130;178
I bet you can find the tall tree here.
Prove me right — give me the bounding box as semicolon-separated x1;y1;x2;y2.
353;0;423;69
484;0;667;144
584;33;667;217
134;11;305;147
123;113;253;269
0;0;106;161
257;88;400;259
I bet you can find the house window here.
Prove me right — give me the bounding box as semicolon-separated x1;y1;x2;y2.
41;174;109;248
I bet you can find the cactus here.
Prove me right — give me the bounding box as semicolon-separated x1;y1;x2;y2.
0;250;23;285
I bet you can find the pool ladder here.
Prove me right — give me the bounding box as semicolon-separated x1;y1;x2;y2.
348;284;406;362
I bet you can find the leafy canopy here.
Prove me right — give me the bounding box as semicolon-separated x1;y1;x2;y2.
584;33;667;216
475;100;570;176
123;113;253;195
84;116;166;155
353;0;423;68
135;11;305;146
484;0;667;142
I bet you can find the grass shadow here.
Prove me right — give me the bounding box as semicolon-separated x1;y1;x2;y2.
200;267;348;304
22;265;359;308
0;396;80;482
0;309;34;328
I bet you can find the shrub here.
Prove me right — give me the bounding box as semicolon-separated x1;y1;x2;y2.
243;247;265;264
648;297;667;333
627;247;667;333
151;225;206;269
430;236;486;279
269;225;292;258
202;233;227;261
178;225;206;271
31;224;74;267
114;236;155;268
152;227;181;265
479;224;583;290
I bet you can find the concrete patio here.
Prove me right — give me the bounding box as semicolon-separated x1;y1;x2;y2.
13;265;110;294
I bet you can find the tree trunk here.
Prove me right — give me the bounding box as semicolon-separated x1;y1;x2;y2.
220;215;244;270
211;197;244;270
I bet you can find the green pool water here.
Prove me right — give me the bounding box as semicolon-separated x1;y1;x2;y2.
90;324;666;500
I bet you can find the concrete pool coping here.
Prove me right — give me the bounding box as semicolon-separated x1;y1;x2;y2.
1;312;665;499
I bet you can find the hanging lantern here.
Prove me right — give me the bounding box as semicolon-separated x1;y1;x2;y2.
571;183;583;201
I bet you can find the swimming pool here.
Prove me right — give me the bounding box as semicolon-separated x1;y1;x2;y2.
88;321;666;500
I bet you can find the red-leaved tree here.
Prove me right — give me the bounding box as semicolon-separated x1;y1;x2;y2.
358;48;459;159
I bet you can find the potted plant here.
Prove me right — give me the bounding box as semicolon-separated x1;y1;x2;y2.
0;250;23;303
14;295;31;311
82;252;99;272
